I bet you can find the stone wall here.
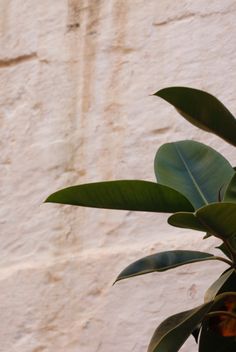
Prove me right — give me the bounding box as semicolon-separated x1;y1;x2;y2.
1;1;236;351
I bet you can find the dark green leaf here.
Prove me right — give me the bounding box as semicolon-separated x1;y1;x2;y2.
154;140;234;210
115;250;214;283
196;203;236;240
147;302;213;352
45;180;194;213
154;87;236;147
217;243;233;259
228;235;236;253
224;173;236;202
191;325;200;343
168;212;212;239
168;212;206;232
205;269;235;302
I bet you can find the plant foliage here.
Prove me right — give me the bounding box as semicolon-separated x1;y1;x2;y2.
46;87;236;351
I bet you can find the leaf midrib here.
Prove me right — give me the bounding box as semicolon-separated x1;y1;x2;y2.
174;144;208;206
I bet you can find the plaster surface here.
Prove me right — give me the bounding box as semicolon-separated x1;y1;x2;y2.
1;1;236;351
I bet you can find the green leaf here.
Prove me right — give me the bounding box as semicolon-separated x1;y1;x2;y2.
168;212;212;239
204;269;236;302
191;325;200;343
169;204;236;256
224;173;236;202
115;250;215;283
196;203;236;240
45;180;194;213
168;212;206;232
217;243;233;259
147;301;213;352
154;140;234;210
228;235;236;253
154;87;236;147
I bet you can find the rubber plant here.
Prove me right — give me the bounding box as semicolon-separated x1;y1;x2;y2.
46;87;236;351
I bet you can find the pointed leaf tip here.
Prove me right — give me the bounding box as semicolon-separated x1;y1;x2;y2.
115;250;215;283
45;180;194;213
154;86;236;147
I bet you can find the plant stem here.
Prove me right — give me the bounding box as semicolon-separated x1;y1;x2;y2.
225;240;236;264
214;256;233;267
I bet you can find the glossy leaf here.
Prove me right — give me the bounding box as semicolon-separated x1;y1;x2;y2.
154;140;234;209
224;173;236;202
147;301;213;352
205;269;235;302
196;203;236;240
168;212;206;232
167;218;222;243
217;243;233;259
154;87;236;147
45;180;194;213
191;326;200;343
115;250;214;283
169;204;236;256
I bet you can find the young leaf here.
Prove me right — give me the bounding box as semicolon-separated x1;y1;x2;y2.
115;250;215;283
204;269;236;302
45;180;194;213
154;87;236;147
168;212;206;232
217;243;233;259
154;140;234;210
147;301;213;352
196;203;236;241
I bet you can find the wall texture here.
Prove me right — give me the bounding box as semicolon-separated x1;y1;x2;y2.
1;1;236;351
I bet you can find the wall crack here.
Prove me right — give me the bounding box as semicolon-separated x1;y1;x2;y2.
0;52;38;68
153;8;236;27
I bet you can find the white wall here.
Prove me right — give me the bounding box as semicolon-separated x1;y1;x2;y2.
0;1;236;351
